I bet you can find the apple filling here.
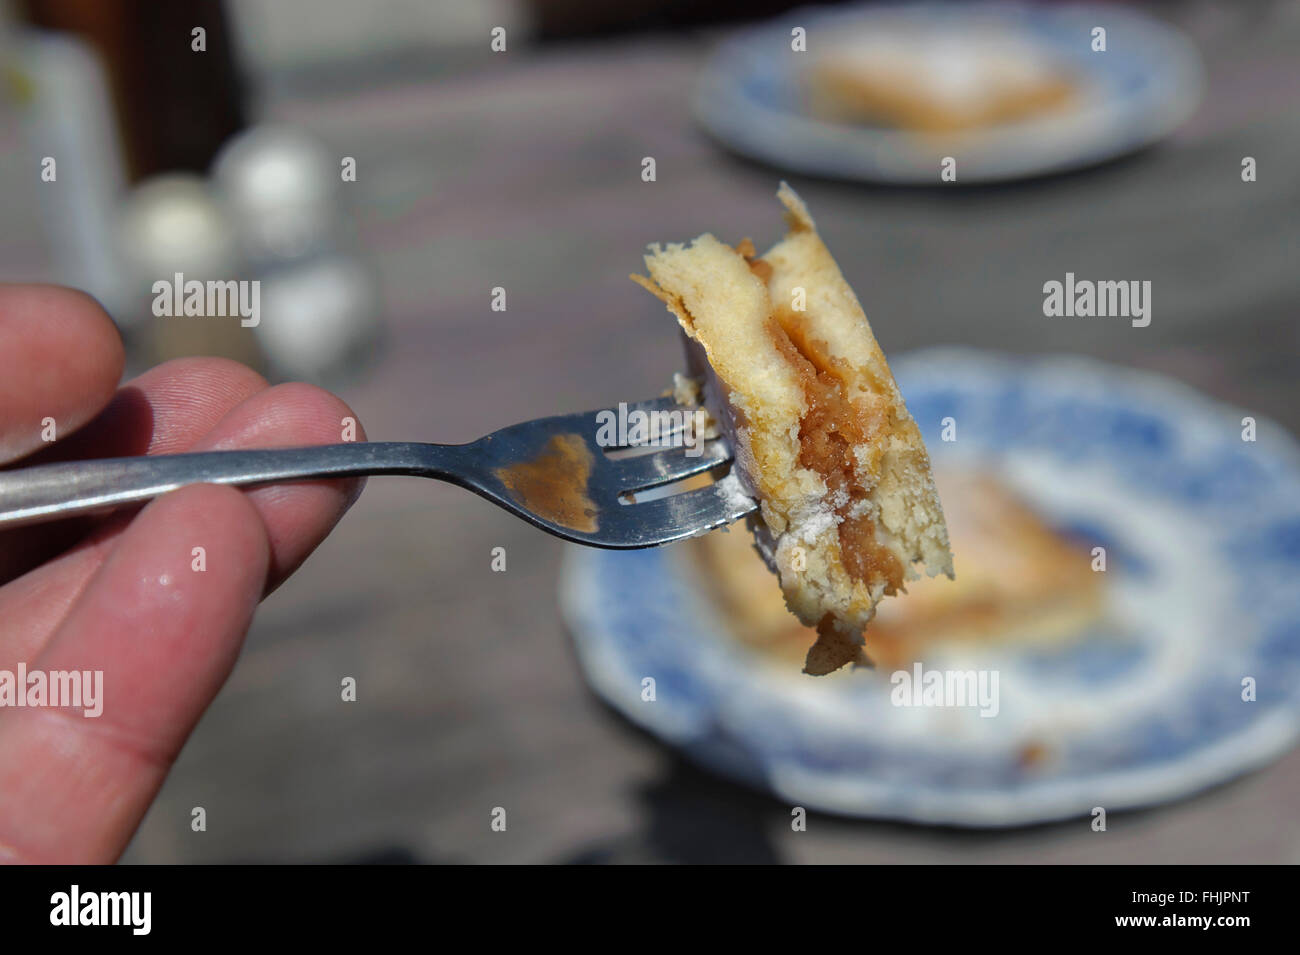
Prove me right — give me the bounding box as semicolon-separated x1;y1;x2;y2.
740;245;905;597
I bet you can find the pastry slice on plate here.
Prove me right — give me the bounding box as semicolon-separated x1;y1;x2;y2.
803;24;1078;133
632;183;953;674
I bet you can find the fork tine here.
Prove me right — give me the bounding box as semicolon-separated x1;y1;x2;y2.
610;440;730;492
585;395;698;449
614;395;683;416
594;474;756;547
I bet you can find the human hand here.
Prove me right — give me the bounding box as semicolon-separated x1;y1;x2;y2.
0;285;366;862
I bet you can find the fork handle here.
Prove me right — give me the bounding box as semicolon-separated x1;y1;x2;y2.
0;442;464;529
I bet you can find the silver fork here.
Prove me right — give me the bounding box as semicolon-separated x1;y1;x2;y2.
0;396;756;548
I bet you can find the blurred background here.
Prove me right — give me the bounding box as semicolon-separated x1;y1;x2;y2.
0;0;1297;862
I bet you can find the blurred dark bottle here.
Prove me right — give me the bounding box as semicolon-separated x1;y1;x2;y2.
15;0;262;370
16;0;246;180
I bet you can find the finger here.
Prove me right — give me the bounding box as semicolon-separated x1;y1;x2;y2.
0;483;270;863
18;354;271;463
184;381;367;589
0;380;364;668
0;357;269;585
0;285;123;464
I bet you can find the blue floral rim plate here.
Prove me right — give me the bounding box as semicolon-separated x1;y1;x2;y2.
559;350;1300;826
694;2;1205;184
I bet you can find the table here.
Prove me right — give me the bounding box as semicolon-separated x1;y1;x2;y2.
6;1;1293;863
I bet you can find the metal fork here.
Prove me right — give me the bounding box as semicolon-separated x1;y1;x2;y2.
0;396;756;548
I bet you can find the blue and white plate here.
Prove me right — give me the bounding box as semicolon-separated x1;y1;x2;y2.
694;2;1204;184
560;350;1300;826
